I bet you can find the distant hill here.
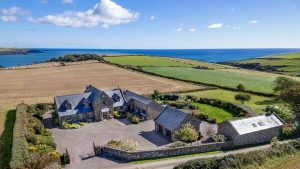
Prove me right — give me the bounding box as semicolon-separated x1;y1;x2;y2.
223;52;300;77
0;48;43;55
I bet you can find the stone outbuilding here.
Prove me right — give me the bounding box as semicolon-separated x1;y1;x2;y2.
218;113;285;147
124;90;164;120
154;106;202;141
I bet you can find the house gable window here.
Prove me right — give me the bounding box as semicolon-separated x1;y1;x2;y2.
63;100;72;110
82;98;90;107
112;93;121;103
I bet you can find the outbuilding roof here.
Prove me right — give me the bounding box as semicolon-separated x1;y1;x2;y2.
123;90;153;105
154;106;188;131
229;114;285;135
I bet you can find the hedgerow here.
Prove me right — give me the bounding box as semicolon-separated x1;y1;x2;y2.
10;104;30;168
174;141;300;169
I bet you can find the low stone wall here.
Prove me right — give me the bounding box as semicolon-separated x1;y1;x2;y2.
95;142;231;161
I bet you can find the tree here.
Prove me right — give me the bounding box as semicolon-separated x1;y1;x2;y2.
236;84;245;91
273;76;299;92
273;76;300;119
234;93;251;105
151;90;162;100
175;123;200;142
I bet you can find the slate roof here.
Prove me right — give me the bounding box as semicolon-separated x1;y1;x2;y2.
104;89;126;108
123;90;153;105
55;85;126;117
154;106;188;131
55;92;93;117
229;114;285;135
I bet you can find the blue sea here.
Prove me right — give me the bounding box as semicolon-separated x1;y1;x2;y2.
1;48;300;67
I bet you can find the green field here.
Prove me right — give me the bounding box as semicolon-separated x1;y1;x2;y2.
235;52;300;76
143;67;275;94
104;55;294;94
193;103;235;123
182;89;279;114
105;56;193;67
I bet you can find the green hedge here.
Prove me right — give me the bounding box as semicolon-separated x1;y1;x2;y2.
10;104;30;168
174;141;300;169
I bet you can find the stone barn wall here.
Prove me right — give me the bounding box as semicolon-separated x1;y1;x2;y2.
95;142;231;161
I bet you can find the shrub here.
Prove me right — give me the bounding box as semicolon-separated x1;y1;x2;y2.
169;101;190;109
175;123;200;143
168;141;188;148
113;111;127;119
188;104;197;110
234;93;251;105
280;125;296;139
209;133;226;142
185;95;198;102
62;122;80;129
162;94;180;101
34;123;45;135
130;116;140;124
151;90;163;100
107;139;138;151
236;83;245;91
26;134;37;144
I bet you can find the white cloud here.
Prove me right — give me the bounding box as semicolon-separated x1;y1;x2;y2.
2;6;27;15
207;23;223;29
175;27;182;32
29;0;139;28
1;15;17;22
62;0;74;4
150;16;155;20
189;28;196;32
248;20;258;24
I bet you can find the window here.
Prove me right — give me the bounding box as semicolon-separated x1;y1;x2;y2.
112;93;121;103
252;123;257;127
258;122;265;126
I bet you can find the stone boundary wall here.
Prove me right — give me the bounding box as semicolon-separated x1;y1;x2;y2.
95;142;232;161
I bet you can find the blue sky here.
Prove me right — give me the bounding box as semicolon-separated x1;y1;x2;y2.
0;0;300;49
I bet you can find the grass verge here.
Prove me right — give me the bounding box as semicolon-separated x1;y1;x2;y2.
0;110;16;169
130;151;222;164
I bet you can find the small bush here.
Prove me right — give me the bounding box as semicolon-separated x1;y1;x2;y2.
113;111;127;119
62;122;80;129
26;134;37;144
34;123;45;135
175;123;200;143
168;141;188;148
130;116;140;124
162;94;180;101
185;95;198;102
107;139;138;151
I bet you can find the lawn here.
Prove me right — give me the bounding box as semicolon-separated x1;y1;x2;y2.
105;55;300;94
104;56;193;67
237;52;300;76
143;67;275;94
182;89;279;114
193;103;235;123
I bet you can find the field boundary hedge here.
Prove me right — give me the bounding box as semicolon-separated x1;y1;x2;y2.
174;141;300;169
10;104;30;168
197;97;256;117
104;60;276;97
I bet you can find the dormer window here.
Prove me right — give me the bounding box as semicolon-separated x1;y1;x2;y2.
112;93;120;103
258;122;265;126
63;100;72;110
82;98;90;107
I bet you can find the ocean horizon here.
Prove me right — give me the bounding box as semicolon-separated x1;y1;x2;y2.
1;48;300;67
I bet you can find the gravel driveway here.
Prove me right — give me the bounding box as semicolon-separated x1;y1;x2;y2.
44;113;171;169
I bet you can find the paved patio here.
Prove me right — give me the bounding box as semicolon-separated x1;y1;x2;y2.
44;113;171;169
